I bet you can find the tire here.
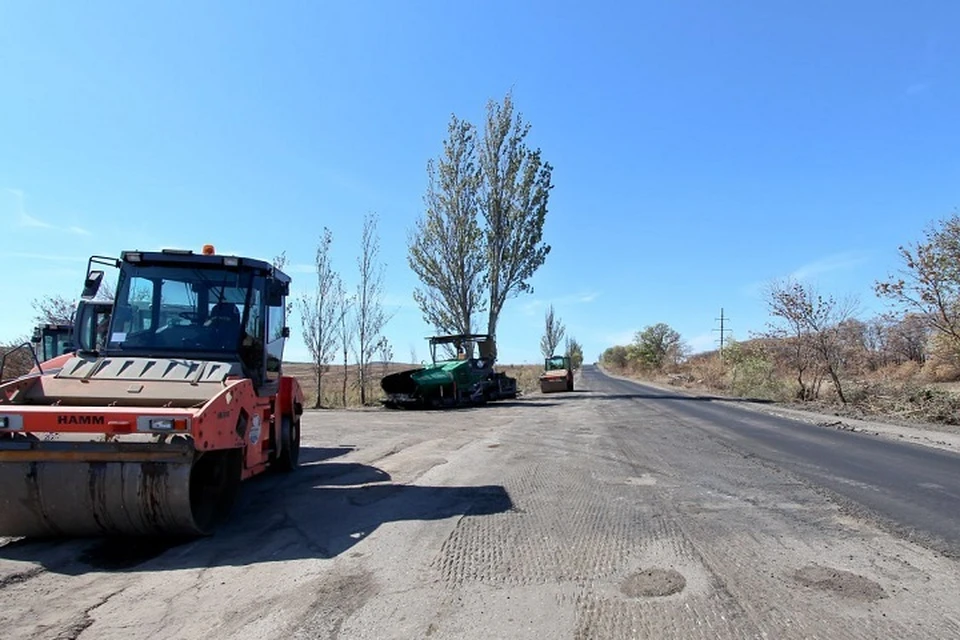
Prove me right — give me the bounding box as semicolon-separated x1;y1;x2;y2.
276;415;300;472
189;449;243;533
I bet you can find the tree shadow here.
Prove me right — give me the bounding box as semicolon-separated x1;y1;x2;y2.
0;457;513;575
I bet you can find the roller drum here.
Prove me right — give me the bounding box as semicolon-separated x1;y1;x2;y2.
540;376;570;394
0;445;241;537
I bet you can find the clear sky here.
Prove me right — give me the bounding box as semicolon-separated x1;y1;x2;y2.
1;1;957;365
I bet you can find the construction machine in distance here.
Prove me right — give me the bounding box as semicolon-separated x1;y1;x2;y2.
539;355;574;393
31;323;75;362
0;245;303;537
0;300;113;383
30;299;114;363
381;334;518;409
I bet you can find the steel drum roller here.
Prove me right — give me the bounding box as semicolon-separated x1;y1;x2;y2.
0;444;241;537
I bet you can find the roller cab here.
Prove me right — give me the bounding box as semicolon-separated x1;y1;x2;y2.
0;247;303;537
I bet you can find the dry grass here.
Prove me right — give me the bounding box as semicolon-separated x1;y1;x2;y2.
498;364;542;396
0;341;36;381
605;354;960;426
284;361;413;409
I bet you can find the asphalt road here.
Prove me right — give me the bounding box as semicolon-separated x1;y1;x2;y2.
584;366;960;557
1;366;960;639
587;364;960;555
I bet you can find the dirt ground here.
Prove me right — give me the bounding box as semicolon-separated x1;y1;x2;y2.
1;369;959;639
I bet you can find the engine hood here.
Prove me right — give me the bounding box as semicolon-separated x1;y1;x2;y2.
411;366;457;386
8;355;245;408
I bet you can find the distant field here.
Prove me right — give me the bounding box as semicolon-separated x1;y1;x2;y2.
283;361;543;408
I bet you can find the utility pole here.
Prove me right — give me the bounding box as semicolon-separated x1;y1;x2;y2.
713;308;732;364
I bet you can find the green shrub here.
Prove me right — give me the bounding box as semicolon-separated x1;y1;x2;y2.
729;354;788;401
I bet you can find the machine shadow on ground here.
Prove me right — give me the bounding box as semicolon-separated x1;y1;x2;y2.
0;448;514;575
298;446;357;464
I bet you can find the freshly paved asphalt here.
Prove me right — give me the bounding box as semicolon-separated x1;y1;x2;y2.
587;365;960;555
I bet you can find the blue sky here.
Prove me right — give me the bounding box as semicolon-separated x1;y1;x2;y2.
1;1;958;364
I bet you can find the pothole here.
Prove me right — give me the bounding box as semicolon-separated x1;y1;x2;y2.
620;568;686;598
793;565;886;601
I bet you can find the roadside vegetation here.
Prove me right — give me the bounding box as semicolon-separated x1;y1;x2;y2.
602;212;960;427
407;91;553;356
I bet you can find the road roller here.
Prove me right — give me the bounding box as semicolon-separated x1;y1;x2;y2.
0;246;303;536
539;355;574;393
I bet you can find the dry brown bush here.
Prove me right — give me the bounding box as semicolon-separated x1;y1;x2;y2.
603;323;960;423
1;339;36;381
498;365;542;396
874;360;923;383
687;357;728;391
921;358;960;383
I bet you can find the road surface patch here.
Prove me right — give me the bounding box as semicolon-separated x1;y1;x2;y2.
619;568;686;598
793;565;885;601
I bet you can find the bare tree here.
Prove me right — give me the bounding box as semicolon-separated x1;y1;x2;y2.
876;213;960;353
355;213;390;405
31;295;76;325
480;92;553;354
888;313;930;364
339;295;354;407
273;251;295;316
539;304;566;357
835;318;871;374
298;229;344;408
378;337;394;382
765;278;858;403
565;336;584;369
862;317;891;370
408;115;486;336
92;280;116;303
763;281;816;399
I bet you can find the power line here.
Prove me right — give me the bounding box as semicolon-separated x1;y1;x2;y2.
713;308;732;363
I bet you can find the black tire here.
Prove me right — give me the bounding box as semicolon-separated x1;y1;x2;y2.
276;415;300;472
189;449;243;534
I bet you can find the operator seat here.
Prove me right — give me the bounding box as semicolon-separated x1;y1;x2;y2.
206;302;241;349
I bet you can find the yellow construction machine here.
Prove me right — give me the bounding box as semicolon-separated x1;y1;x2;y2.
539;355;574;393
